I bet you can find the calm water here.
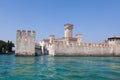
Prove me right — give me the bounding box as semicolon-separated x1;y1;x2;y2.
0;55;120;80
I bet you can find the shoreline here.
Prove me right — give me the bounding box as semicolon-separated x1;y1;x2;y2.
1;53;120;57
0;53;14;55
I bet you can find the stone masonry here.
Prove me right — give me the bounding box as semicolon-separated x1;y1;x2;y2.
15;30;36;56
15;23;120;57
40;23;120;56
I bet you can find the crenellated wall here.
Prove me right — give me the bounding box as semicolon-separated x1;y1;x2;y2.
15;30;36;56
49;42;114;56
15;24;120;57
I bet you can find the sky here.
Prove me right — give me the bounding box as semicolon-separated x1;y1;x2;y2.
0;0;120;44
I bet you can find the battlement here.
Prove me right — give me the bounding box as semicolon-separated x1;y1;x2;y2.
16;30;36;37
15;30;36;56
49;35;55;37
32;31;36;33
49;35;55;40
64;23;73;38
108;36;120;41
22;30;26;32
64;23;73;30
49;35;55;44
48;40;114;56
17;30;21;32
27;30;31;36
76;34;82;38
52;41;113;48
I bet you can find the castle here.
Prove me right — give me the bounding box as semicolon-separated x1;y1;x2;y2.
15;23;120;56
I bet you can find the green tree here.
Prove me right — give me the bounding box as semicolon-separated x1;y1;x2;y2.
0;40;7;53
0;40;14;53
6;40;15;53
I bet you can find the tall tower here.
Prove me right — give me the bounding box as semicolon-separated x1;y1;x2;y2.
15;30;36;56
107;36;120;55
64;23;73;38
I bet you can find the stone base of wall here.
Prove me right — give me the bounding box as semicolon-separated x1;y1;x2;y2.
54;53;120;57
15;52;35;56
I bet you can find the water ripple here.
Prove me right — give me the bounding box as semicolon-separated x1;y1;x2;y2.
0;55;120;80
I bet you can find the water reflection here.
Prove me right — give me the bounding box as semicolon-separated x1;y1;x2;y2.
0;55;15;79
0;55;120;80
13;56;56;79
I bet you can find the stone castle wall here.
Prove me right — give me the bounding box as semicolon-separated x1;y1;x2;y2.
40;23;120;57
49;42;114;56
15;30;36;56
112;41;120;55
14;23;120;57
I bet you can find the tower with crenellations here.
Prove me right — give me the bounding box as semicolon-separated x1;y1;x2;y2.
76;34;82;44
46;23;120;56
107;36;120;55
64;23;73;39
15;30;36;56
49;35;55;44
15;23;120;57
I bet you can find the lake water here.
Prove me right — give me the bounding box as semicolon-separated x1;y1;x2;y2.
0;54;120;80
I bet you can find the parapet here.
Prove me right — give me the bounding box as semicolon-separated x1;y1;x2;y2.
28;30;31;32
49;35;55;37
27;30;31;36
22;30;26;32
64;23;73;30
76;34;82;38
108;36;120;41
17;30;21;32
32;31;36;33
16;30;22;37
17;30;21;34
16;30;36;37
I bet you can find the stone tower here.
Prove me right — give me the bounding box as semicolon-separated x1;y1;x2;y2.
15;30;36;56
64;23;73;38
49;35;55;44
108;36;120;55
76;34;82;44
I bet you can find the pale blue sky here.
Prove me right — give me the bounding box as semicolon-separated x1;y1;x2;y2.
0;0;120;43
